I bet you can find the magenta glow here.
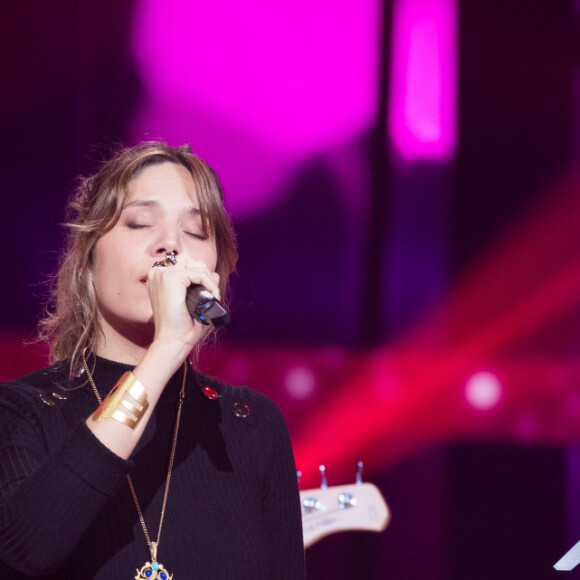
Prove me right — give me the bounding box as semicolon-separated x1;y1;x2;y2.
388;0;458;161
130;0;381;215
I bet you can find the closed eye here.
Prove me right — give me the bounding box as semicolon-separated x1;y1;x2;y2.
127;222;150;230
185;231;209;240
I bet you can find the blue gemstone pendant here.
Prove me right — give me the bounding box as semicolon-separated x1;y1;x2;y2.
135;542;172;579
135;560;172;579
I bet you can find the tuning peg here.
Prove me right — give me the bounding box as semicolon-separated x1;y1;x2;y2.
356;459;363;485
319;464;328;489
338;492;356;509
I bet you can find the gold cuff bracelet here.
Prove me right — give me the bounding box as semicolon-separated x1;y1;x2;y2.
92;371;149;429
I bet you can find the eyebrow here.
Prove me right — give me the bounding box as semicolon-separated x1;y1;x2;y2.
123;199;201;215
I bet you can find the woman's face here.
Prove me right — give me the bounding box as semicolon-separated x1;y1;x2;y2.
91;162;218;349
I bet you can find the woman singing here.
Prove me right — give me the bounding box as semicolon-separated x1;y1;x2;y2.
0;142;305;579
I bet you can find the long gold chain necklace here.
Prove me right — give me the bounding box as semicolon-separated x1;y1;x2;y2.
82;352;187;580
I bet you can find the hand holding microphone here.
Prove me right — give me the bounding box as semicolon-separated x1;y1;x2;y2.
153;252;230;327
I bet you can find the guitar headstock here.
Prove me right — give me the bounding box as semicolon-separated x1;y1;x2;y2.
300;481;391;548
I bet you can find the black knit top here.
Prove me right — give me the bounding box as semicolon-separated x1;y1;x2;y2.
0;356;305;578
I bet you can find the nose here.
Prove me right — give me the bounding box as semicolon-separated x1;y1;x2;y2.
152;225;182;257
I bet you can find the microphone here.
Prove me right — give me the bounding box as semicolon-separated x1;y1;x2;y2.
186;285;230;327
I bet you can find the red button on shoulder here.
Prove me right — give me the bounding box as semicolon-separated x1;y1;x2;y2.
202;385;218;399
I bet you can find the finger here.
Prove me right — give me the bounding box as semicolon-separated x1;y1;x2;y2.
148;253;221;302
184;265;221;300
170;253;220;297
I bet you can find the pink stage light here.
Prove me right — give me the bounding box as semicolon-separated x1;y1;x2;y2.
130;0;380;215
465;371;502;411
388;0;458;161
284;365;317;401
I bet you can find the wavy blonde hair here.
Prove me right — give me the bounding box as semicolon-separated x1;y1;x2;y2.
38;141;238;373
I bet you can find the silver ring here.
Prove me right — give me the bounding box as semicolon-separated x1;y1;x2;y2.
153;252;178;268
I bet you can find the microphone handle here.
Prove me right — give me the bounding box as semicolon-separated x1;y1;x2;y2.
186;285;230;327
